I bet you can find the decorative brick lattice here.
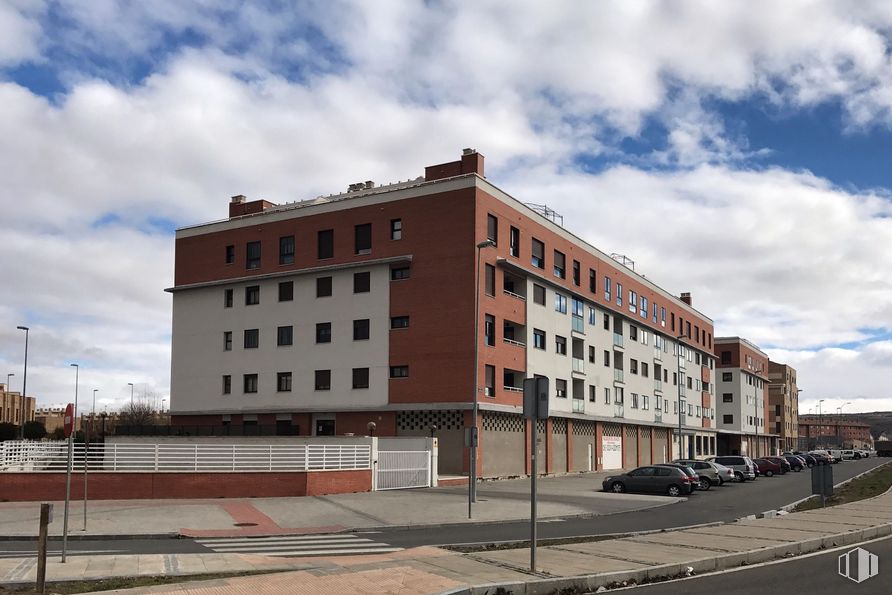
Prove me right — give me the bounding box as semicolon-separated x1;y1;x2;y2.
624;425;637;441
603;422;622;437
553;418;568;435
397;410;463;431
575;420;596;437
640;427;652;440
536;419;547;433
482;412;524;432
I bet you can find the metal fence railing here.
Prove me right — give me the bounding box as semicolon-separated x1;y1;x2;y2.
0;442;371;473
376;451;431;490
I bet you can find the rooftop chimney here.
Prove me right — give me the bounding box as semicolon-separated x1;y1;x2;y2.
425;149;485;181
680;292;692;306
231;195;246;204
228;195;277;218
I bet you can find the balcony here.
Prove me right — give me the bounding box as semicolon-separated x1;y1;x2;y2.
503;289;525;301
572;315;584;334
654;347;662;361
654;379;663;392
654;410;662;423
503;337;526;348
613;333;624;348
503;369;524;394
572;399;585;413
572;358;585;374
502;272;526;300
503;320;526;347
614;369;624;383
614;404;624;418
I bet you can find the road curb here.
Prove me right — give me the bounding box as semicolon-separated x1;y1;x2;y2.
435;520;892;595
0;533;179;542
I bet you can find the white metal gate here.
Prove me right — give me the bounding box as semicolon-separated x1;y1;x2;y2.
376;451;430;490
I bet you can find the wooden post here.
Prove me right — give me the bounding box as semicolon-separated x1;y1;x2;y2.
37;502;51;594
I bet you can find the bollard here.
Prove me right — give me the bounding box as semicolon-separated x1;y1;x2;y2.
37;502;52;594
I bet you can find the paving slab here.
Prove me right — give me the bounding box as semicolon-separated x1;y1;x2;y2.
625;530;789;552
690;524;809;542
740;516;876;533
792;511;891;527
550;539;715;565
474;546;649;577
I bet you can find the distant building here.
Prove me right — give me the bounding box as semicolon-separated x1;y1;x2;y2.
1;383;36;427
767;362;799;451
713;337;776;457
798;415;873;450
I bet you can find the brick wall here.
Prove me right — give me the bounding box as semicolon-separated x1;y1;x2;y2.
0;470;371;501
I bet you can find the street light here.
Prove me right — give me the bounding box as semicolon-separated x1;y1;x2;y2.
127;382;134;407
837;401;851;447
62;363;79;562
675;335;686;460
471;238;495;514
5;373;12;392
16;326;29;439
817;399;825;448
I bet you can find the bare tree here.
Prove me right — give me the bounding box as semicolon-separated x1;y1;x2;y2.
119;400;156;426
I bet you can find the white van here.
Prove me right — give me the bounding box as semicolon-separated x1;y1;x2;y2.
828;449;845;462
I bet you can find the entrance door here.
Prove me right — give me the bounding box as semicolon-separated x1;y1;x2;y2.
315;418;335;436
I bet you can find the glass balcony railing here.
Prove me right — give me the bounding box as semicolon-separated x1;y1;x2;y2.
654;410;662;423
654;347;662;361
614;369;624;383
654;379;662;391
572;315;584;333
613;333;624;347
614;404;624;418
572;358;585;374
572;399;585;413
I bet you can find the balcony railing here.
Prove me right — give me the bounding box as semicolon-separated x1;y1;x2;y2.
614;404;624;418
503;338;526;347
614;369;624;383
503;385;523;393
572;316;584;333
613;333;624;347
654;411;662;423
654;348;662;361
572;399;585;413
503;289;526;301
654;379;663;392
572;358;585;374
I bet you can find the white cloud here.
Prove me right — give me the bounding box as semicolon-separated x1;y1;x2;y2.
0;1;44;66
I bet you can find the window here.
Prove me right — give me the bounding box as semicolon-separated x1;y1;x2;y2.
631;393;638;409
589;346;595;363
222;375;231;394
554;293;567;314
245;285;260;305
531;238;545;268
352;368;369;389
391;316;410;328
616;282;623;306
722;372;732;382
390;218;402;240
652;302;657;323
590;385;597;402
224;289;233;308
279;235;295;265
723;393;733;403
246;241;261;269
354;223;372;255
243;374;258;393
671;312;675;331
640;297;648;318
588;307;596;325
641;330;649;345
509;226;520;257
353;319;370;341
630;359;638;374
556;335;567;355
223;331;232;351
487;214;498;244
278;281;293;302
317;229;334;259
533;284;546;305
686;321;691;338
605;387;611;404
225;245;235;264
484;314;495;346
316;276;332;297
354;271;371;293
589;269;597;293
554;250;566;278
556;379;567;398
244;329;259;349
604;277;611;301
661;307;666;327
721;351;732;364
641;362;649;377
391;266;410;280
484;263;495;296
723;414;733;424
629;290;637;313
533;329;546;349
315;370;331;391
572;260;580;286
484;365;495;396
603;350;610;367
603;313;610;331
390;365;409;378
277;326;293;346
277;372;292;392
629;325;638;341
316;322;331;343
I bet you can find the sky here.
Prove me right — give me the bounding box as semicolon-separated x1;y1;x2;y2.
1;1;891;416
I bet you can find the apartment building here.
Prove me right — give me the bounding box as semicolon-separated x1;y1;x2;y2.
798;416;874;450
767;362;799;451
167;149;719;475
713;337;776;457
0;383;36;427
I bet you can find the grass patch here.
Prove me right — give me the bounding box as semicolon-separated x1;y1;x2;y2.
0;570;278;594
792;461;892;512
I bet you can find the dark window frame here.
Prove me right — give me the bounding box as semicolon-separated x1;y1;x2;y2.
317;229;334;259
315;322;332;344
279;235;295;265
246;241;261;270
352;367;370;389
354;271;371;293
278;281;294;302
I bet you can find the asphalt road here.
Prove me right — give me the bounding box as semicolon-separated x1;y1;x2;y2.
614;533;892;594
0;457;886;557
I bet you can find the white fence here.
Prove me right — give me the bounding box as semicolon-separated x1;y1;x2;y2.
0;441;371;473
376;451;431;490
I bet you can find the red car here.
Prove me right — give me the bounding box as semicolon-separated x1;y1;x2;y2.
753;458;782;477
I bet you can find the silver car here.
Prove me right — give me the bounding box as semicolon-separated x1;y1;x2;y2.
673;459;723;489
707;456;757;482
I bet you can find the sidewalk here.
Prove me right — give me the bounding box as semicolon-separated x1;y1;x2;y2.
2;483;892;593
0;472;673;538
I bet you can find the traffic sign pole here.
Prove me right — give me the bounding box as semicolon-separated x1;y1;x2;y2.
61;403;74;562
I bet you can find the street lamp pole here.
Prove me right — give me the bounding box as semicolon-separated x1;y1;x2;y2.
16;326;29;439
838;401;850;447
128;382;134;408
5;373;12;392
817;399;825;448
471;239;495;514
62;363;78;562
676;335;685;460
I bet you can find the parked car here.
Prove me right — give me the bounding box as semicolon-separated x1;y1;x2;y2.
808;450;832;465
602;465;695;497
753;458;782;477
781;455;805;471
657;463;706;490
855;450;868;459
764;456;791;473
672;459;722;490
840;450;857;460
707;456;757;482
789;452;816;467
711;462;736;485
